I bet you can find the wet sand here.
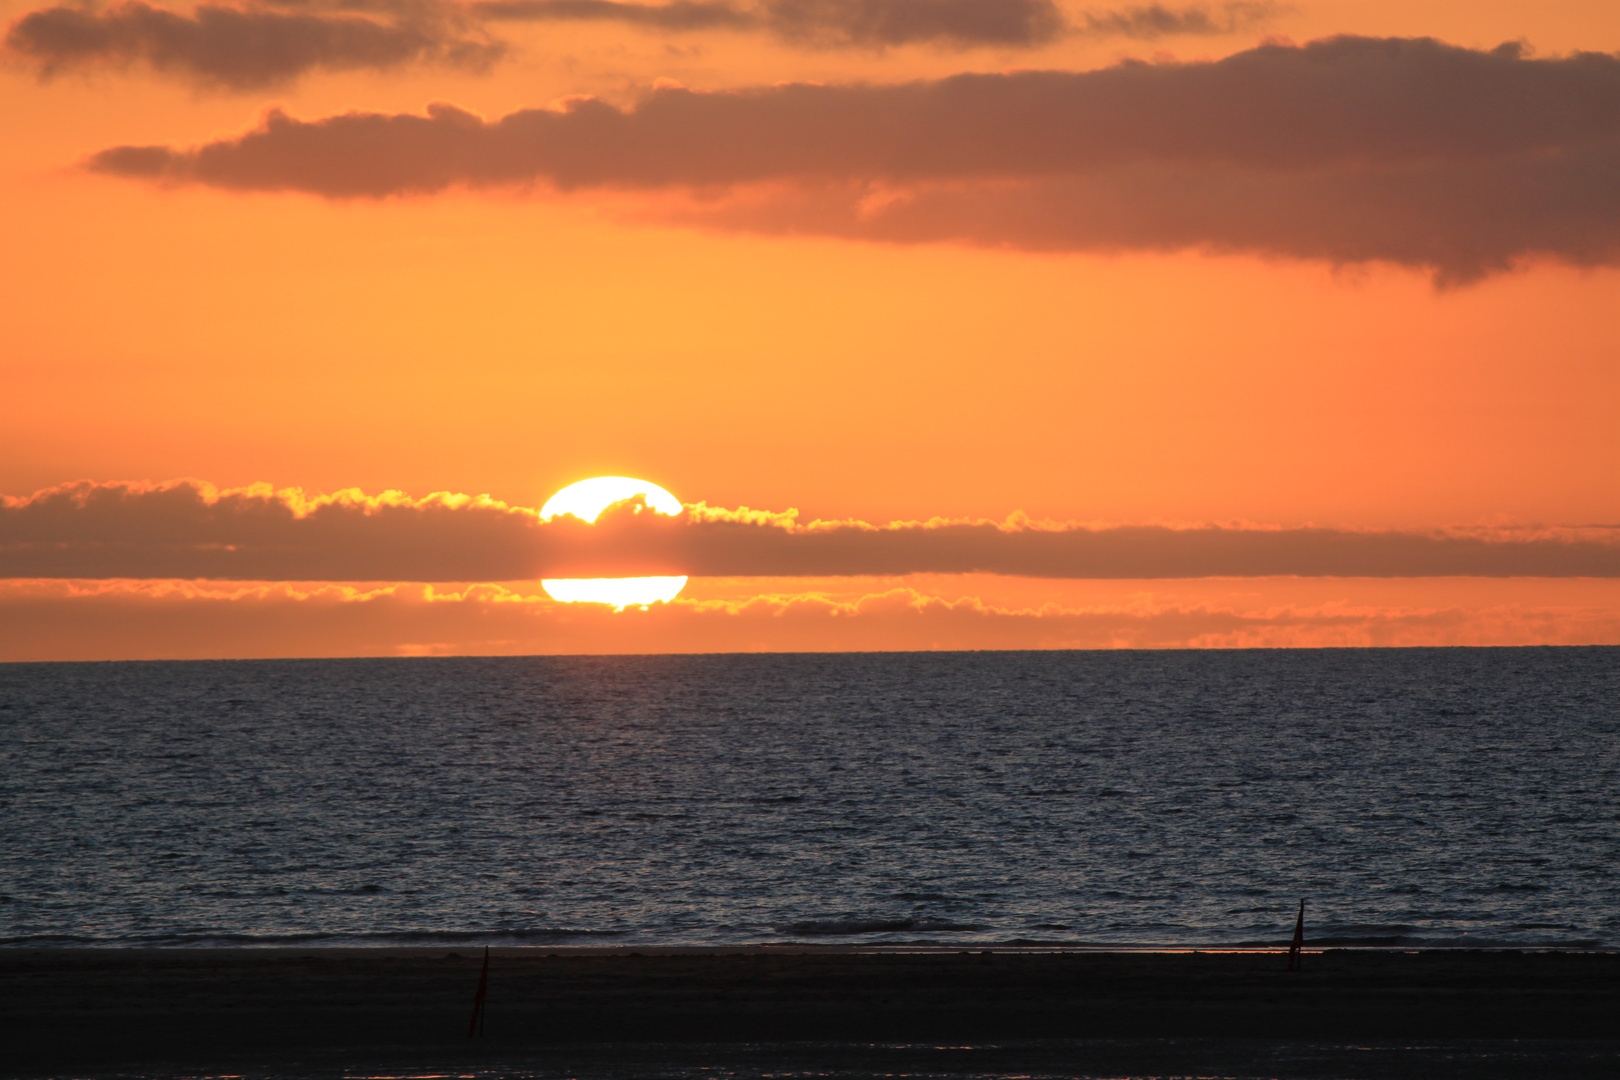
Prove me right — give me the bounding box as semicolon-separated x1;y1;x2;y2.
3;947;1617;1076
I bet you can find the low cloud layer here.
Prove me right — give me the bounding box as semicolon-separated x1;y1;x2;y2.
5;1;502;90
1077;2;1274;40
5;480;1617;582
86;36;1620;281
473;0;1068;48
470;0;754;32
3;579;1616;661
472;0;1280;48
5;1;1279;88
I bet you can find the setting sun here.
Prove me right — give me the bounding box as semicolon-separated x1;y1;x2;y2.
541;575;688;608
541;476;687;607
541;476;684;523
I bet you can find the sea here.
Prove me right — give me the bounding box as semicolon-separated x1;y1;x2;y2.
2;646;1617;951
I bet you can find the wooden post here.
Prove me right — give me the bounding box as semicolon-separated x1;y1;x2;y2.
1286;900;1305;972
468;946;490;1037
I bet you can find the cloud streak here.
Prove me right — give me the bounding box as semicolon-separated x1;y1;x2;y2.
85;36;1620;281
5;480;1617;581
3;579;1617;661
471;0;1068;48
5;1;502;90
470;0;753;31
1077;2;1275;40
4;0;1280;88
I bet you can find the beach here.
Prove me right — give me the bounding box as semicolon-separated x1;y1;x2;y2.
4;947;1618;1077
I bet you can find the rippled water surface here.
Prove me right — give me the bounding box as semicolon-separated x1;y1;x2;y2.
2;648;1616;948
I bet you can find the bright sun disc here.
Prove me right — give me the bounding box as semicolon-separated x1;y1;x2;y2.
541;476;683;522
541;476;687;608
541;576;688;607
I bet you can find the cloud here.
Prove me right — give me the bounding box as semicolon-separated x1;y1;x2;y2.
1077;2;1277;40
759;0;1065;47
86;36;1620;281
469;0;1270;49
0;480;550;581
2;578;1617;660
4;0;503;90
469;0;1065;50
3;0;1280;87
667;151;1620;287
5;480;1618;582
469;0;754;31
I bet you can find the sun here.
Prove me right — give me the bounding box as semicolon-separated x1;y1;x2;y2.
541;476;683;522
540;476;687;608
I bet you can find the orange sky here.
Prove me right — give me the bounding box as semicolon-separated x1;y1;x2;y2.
3;0;1618;658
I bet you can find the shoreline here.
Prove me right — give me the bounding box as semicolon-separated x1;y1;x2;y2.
4;947;1618;1074
4;942;1615;956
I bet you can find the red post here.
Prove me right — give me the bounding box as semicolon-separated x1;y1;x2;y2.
1286;899;1305;972
468;946;490;1037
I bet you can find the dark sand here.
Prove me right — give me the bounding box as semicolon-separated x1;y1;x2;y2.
4;947;1618;1077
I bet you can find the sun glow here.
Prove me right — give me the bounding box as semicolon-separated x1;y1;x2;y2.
540;576;689;607
541;476;683;522
540;476;687;608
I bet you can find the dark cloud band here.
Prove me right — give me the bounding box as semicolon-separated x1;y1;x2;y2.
5;1;502;89
470;0;755;31
469;0;1065;47
5;1;1279;89
467;0;1278;48
4;481;1616;581
85;37;1620;281
1078;2;1276;40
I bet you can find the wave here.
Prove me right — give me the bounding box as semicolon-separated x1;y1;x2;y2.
780;918;988;936
1217;921;1605;950
1304;933;1601;949
0;928;631;948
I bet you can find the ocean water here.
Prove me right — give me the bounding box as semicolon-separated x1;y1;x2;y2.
1;647;1616;949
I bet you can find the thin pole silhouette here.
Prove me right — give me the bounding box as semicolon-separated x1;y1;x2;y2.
1286;900;1305;972
468;946;490;1037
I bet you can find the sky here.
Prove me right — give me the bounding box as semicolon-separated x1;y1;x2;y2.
2;0;1618;659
